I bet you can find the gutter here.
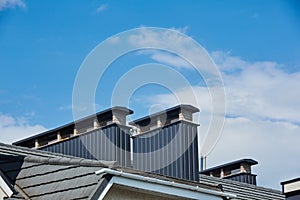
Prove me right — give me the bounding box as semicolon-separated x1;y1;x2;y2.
95;168;236;199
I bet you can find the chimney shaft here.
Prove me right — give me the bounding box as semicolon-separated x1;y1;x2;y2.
199;159;258;185
131;104;200;181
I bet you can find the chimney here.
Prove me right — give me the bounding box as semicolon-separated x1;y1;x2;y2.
200;159;258;185
130;104;200;181
13;106;133;167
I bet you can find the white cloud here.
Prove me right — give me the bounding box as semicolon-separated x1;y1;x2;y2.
130;27;192;69
142;50;193;69
0;0;25;11
0;113;46;144
96;4;107;12
146;86;211;113
146;51;300;125
208;117;300;189
212;51;300;124
143;51;300;189
127;28;219;76
145;85;219;155
108;36;120;44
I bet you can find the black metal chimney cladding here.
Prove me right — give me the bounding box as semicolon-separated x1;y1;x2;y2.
200;159;258;185
13;107;133;167
130;105;200;181
13;104;200;180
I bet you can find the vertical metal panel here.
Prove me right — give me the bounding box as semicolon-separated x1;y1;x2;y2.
225;173;257;185
132;121;199;181
41;124;131;167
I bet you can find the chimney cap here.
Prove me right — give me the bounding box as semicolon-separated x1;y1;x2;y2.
13;106;133;146
129;104;199;126
200;158;258;175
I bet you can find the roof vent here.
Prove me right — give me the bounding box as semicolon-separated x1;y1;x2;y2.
200;159;258;185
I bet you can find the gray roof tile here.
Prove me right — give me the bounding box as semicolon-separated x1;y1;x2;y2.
30;184;97;200
0;142;113;200
23;173;98;197
199;174;285;200
18;166;98;188
0;142;286;200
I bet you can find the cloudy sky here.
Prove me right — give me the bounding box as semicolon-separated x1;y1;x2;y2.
1;0;300;190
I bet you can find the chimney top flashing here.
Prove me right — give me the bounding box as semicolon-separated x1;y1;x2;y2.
13;106;133;147
129;104;199;134
200;159;258;175
129;104;199;126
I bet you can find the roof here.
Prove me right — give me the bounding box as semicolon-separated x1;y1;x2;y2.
96;168;236;199
0;142;226;200
13;106;133;146
0;141;284;200
199;174;285;200
129;104;199;126
0;142;116;199
200;159;258;175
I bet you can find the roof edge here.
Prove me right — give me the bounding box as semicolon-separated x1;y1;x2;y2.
95;168;236;199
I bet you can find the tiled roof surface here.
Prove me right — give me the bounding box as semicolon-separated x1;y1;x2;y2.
0;142;286;200
0;142;115;199
199;174;285;200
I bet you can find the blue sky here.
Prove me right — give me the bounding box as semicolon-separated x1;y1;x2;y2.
0;0;300;190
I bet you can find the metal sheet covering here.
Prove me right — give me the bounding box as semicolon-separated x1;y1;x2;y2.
225;173;257;185
133;121;199;181
41;124;131;167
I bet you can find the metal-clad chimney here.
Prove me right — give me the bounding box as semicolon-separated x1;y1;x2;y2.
13;106;133;167
200;159;258;185
130;104;200;181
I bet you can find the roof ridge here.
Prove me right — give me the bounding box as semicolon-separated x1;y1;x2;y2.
0;142;76;158
0;142;116;168
22;156;116;168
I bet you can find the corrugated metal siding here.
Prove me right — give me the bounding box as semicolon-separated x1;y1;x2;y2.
133;121;199;181
41;124;131;167
225;173;257;185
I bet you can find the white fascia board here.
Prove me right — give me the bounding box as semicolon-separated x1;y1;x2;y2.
96;169;236;199
284;180;300;193
0;176;13;198
98;178;114;200
113;176;222;200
